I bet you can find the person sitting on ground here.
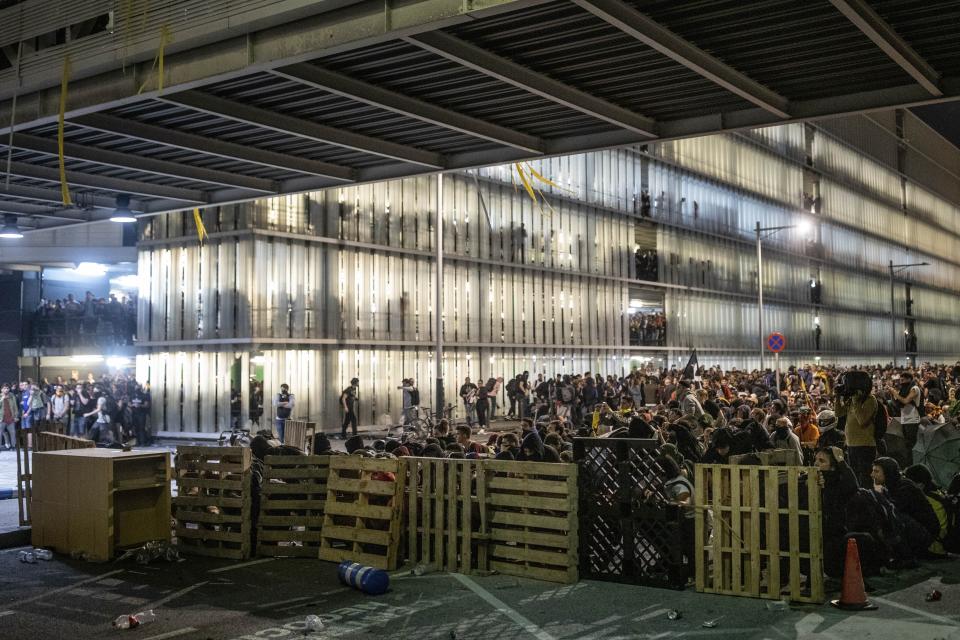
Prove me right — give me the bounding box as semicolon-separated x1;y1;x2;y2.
871;457;938;557
518;429;544;462
435;419;456;446
701;428;733;464
903;463;952;556
814;447;859;577
455;425;486;455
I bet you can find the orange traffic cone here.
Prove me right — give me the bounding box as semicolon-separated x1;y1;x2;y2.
830;538;878;610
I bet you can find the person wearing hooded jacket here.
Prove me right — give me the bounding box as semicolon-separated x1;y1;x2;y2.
769;417;803;465
518;429;544;462
872;457;939;554
814;447;859;577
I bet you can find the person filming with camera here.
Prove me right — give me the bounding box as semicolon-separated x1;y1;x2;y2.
834;371;879;488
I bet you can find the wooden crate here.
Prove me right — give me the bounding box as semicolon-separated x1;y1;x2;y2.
319;456;405;570
35;431;95;452
282;419;317;453
257;454;330;557
694;464;823;604
403;458;485;574
484;460;579;584
15;428;96;526
172;446;252;560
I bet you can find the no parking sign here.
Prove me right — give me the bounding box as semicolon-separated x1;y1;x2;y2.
766;332;786;353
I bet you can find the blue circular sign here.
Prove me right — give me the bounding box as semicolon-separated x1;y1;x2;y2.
766;332;786;353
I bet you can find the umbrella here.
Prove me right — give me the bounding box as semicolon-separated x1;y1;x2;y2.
912;420;960;489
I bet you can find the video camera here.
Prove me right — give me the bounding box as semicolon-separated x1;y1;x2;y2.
834;370;872;398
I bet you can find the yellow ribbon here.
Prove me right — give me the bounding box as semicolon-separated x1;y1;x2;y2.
58;55;72;206
193;208;208;244
513;162;571;214
137;25;171;95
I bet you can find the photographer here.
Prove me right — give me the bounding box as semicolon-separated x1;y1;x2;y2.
889;371;922;454
835;371;879;488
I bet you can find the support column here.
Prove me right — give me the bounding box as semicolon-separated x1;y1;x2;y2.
435;173;445;415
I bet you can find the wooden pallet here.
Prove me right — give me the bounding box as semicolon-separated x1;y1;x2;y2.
403;458;485;574
257;454;330;557
484;460;579;584
318;456;405;570
728;450;804;467
172;446;252;560
282;419;316;453
694;464;824;603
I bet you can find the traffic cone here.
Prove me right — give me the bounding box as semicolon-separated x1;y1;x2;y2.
830;538;878;610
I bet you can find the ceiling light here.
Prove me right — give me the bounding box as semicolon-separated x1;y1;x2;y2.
110;194;137;223
74;262;107;276
70;355;104;363
0;214;23;239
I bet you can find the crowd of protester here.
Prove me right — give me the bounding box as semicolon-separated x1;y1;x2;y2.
317;362;960;586
629;311;666;346
31;292;137;347
0;373;152;451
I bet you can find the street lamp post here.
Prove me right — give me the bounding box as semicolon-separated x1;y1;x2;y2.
756;220;810;372
888;260;929;366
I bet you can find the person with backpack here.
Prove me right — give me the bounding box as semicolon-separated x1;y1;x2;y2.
889;371;922;456
903;463;955;556
340;378;359;439
505;376;519;418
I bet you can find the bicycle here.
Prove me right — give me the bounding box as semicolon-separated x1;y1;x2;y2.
400;404;455;440
218;427;251;447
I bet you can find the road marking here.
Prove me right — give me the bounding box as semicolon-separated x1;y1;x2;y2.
145;582;208;610
0;611;14;617
319;587;350;596
255;596;313;608
872;596;959;627
634;608;670;621
207;558;275;573
141;627;198;640
451;573;558;640
5;569;124;608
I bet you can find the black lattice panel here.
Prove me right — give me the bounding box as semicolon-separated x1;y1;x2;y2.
574;438;686;589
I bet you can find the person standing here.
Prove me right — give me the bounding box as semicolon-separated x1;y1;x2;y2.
1;385;18;451
459;377;478;427
131;384;151;445
490;377;503;419
836;387;879;488
47;385;69;432
890;371;922;455
340;378;359;439
274;383;295;442
398;378;420;425
475;381;491;431
27;383;48;428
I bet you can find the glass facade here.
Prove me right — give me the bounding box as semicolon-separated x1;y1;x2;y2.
137;112;960;432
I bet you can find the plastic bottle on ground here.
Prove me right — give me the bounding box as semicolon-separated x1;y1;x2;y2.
33;549;53;561
305;615;324;632
112;610;157;629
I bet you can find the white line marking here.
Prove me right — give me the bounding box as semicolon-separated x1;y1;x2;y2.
145;582;208;610
141;627;198;640
319;587;350;596
634;608;670;621
255;596;313;608
451;574;558;640
5;569;124;608
207;558;275;573
871;596;959;627
0;611;14;617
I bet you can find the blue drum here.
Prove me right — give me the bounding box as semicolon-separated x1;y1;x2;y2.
337;561;390;595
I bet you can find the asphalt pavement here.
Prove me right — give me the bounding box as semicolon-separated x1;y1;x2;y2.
0;548;958;640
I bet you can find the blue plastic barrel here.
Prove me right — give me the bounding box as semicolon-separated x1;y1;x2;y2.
337;561;390;595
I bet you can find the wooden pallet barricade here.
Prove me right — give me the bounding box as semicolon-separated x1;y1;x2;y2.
484;460;578;584
172;446;252;560
403;458;485;575
257;454;331;557
319;456;405;570
16;427;96;526
694;464;823;604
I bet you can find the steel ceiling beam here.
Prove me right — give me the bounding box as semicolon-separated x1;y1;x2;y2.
3;134;277;193
72;113;356;182
3;160;207;203
270;63;545;153
828;0;942;96
0;184;139;211
162;91;446;168
570;0;791;118
407;31;659;137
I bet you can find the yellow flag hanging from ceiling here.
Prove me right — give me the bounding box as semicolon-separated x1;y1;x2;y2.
58;55;72;206
193;208;208;244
